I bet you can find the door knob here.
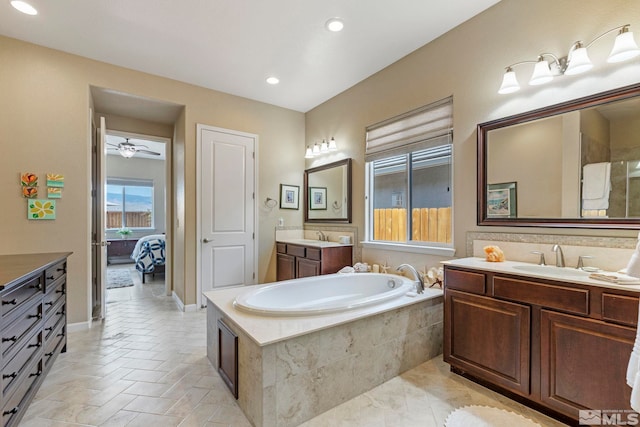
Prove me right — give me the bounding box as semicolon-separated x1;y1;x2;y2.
203;238;212;243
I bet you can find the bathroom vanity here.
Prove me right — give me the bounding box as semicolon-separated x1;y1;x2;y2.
0;252;70;427
276;240;352;281
443;258;639;425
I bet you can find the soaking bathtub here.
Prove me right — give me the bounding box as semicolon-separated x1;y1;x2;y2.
205;272;444;427
233;272;415;316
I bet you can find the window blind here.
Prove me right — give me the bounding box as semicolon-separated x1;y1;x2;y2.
365;96;453;162
107;177;154;187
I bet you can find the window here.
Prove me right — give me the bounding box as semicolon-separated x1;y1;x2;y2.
106;178;154;229
365;97;453;253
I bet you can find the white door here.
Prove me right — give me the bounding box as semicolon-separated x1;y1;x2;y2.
198;125;256;306
97;116;108;318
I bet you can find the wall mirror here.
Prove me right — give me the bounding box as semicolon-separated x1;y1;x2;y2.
478;83;640;229
304;158;352;223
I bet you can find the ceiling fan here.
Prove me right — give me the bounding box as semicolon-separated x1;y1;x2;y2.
107;138;161;158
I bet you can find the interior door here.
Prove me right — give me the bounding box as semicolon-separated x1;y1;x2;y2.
199;125;256;306
96;116;108;319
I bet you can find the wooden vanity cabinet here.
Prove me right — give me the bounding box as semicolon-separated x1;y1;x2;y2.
276;242;352;281
444;265;639;425
0;253;70;427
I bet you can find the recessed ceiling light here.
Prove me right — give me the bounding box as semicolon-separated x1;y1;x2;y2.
266;77;280;85
325;18;344;32
11;1;38;15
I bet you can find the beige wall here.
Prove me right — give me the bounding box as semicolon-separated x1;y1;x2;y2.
0;36;305;324
305;0;640;269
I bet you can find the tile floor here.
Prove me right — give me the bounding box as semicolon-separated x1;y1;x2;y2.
20;265;566;427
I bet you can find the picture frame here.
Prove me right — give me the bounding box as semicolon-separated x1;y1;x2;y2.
487;182;517;218
309;187;327;210
280;184;299;210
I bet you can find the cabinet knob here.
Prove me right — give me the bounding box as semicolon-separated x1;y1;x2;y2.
2;299;17;306
2;372;17;379
3;407;19;416
2;336;17;343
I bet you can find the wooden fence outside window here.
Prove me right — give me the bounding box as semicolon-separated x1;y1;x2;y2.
373;207;451;243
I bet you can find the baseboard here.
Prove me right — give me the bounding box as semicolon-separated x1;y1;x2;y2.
67;320;91;332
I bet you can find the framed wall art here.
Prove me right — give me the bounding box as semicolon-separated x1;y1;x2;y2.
280;184;299;210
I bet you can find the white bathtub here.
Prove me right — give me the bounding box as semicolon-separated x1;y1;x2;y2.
233;273;417;316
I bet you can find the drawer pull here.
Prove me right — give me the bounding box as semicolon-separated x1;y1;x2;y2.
2;372;17;379
28;284;41;290
45;302;54;306
55;289;65;294
28;343;41;348
56;310;65;315
2;299;17;306
57;332;65;337
29;371;41;378
45;351;54;357
28;314;41;319
46;275;55;281
45;327;54;332
56;268;65;272
3;407;18;416
2;336;17;343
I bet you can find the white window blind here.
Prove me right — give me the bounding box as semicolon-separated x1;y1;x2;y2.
365;96;453;162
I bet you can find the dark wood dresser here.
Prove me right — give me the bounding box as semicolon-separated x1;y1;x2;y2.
0;252;71;427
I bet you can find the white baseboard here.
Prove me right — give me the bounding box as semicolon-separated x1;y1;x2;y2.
172;291;197;312
67;321;91;332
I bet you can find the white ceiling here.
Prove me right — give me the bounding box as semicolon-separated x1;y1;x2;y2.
1;0;500;112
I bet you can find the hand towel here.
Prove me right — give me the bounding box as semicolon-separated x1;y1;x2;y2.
626;232;640;279
582;162;611;210
627;300;640;411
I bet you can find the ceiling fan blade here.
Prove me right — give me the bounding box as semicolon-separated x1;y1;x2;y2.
136;149;161;156
106;142;120;148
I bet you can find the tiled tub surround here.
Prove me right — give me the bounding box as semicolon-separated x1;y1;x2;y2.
204;285;443;427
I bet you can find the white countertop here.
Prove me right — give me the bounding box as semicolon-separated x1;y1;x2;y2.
277;238;352;248
204;283;442;347
443;257;640;293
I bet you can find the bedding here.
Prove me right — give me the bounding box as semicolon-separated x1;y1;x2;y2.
131;234;165;283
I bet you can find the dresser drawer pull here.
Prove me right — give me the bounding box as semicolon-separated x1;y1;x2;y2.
28;343;41;348
46;275;55;281
57;268;65;272
44;327;54;332
56;310;65;315
29;371;41;378
2;372;17;379
45;351;54;357
2;299;17;306
27;314;41;319
2;336;17;343
55;289;65;294
57;332;65;337
45;302;54;306
3;407;18;416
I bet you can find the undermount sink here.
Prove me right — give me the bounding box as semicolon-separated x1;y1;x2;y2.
286;239;345;248
512;264;591;278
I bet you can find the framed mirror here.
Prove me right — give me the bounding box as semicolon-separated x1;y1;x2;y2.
304;158;352;223
478;83;640;229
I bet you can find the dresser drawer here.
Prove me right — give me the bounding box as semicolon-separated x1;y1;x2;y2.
2;330;42;399
444;268;486;294
286;244;306;258
1;275;42;321
44;303;65;343
1;301;42;361
44;323;65;369
1;357;42;427
43;279;65;319
44;260;66;287
493;276;589;315
602;293;639;327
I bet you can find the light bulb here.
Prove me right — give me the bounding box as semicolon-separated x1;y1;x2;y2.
529;59;554;86
498;68;520;94
328;137;338;151
608;29;640;63
305;146;314;159
565;43;593;75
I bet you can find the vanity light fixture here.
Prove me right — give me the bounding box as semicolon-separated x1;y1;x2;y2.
498;24;640;94
11;0;37;15
305;137;338;158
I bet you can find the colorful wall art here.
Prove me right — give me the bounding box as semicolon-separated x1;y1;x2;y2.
46;174;64;187
47;188;62;198
27;199;56;220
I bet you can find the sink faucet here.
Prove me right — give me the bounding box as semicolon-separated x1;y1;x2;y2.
552;244;565;267
316;231;327;241
396;264;424;294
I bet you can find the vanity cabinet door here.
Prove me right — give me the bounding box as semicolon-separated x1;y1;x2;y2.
540;309;635;418
276;254;295;281
445;289;531;396
297;258;320;278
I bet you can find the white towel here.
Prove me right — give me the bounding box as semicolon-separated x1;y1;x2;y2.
582;162;611;210
627;302;640;411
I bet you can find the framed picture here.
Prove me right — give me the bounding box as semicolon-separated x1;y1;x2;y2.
280;184;299;210
309;187;327;210
487;182;517;218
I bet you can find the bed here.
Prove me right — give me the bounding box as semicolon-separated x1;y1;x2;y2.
131;234;166;283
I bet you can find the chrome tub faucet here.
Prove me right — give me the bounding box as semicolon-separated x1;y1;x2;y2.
396;264;424;294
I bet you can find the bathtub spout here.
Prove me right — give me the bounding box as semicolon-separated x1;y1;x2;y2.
396;264;424;294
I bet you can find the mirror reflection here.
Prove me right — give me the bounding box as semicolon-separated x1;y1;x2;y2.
304;158;352;223
478;83;640;228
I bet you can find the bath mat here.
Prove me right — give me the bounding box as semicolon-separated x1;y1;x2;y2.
444;405;542;427
106;269;134;289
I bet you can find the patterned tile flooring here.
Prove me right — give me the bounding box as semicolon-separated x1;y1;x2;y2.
20;266;565;427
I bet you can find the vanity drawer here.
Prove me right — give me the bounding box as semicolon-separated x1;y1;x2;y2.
493;276;589;315
306;248;321;261
602;293;639;327
444;268;485;294
44;260;66;287
276;243;287;254
286;244;306;258
1;275;42;321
